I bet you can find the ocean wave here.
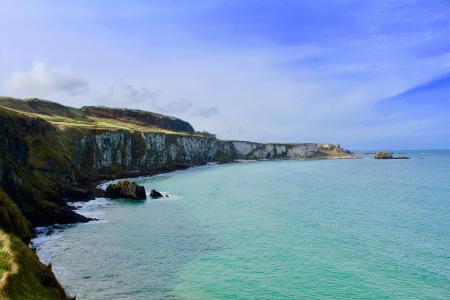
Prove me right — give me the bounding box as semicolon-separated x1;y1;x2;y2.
70;197;112;220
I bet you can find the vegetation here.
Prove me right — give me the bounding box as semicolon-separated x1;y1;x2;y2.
0;230;72;300
0;106;87;228
0;104;183;134
0;104;79;299
0;189;31;244
0;97;209;137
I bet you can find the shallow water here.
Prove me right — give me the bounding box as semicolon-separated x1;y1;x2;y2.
33;151;450;299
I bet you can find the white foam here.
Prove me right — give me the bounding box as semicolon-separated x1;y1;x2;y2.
70;197;112;220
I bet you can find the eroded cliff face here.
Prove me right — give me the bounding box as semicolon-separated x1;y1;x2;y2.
72;131;347;178
229;141;343;159
0;98;350;232
0;97;350;300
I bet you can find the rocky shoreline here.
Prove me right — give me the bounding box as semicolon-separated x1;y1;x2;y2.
0;97;353;299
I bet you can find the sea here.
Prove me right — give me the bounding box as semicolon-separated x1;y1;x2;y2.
32;151;450;299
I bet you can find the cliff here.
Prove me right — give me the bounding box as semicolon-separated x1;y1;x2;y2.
0;97;351;231
0;96;352;232
0;96;351;299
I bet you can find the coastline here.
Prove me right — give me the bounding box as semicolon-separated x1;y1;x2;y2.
0;97;354;299
29;156;351;297
28;152;450;299
32;155;358;242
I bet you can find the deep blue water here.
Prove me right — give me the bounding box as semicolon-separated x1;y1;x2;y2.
33;151;450;299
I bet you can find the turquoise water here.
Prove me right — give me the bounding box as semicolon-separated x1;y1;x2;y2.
33;152;450;299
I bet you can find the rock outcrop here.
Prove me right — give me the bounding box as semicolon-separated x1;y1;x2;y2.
150;189;165;199
374;152;394;159
374;152;410;159
105;180;146;200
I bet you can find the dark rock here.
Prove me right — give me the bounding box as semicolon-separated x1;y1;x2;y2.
150;189;164;199
394;156;411;159
62;186;95;201
53;205;93;224
32;204;94;226
217;160;238;165
105;180;146;200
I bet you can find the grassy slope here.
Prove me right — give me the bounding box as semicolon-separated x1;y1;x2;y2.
0;189;31;244
0;97;206;136
0;230;71;300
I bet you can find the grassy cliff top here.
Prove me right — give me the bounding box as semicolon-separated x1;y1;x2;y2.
0;230;71;299
0;97;203;136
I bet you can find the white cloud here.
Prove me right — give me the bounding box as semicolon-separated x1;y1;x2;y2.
102;81;193;114
192;106;219;118
2;1;449;148
3;61;89;97
104;81;155;105
157;98;193;114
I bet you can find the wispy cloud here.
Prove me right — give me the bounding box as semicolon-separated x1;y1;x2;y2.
192;106;219;118
101;82;194;114
3;61;89;98
103;81;155;106
157;98;193;114
0;1;449;148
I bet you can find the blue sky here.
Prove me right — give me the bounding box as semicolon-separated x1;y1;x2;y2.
1;0;449;149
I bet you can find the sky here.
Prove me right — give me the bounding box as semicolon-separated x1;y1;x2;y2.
1;0;450;149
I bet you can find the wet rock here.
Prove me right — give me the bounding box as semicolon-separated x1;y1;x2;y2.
52;205;93;224
105;180;146;200
150;189;164;199
62;186;96;201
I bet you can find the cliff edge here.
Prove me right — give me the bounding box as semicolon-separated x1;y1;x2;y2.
0;96;352;299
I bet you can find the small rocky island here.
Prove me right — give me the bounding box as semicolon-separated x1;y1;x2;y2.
374;152;410;159
105;180;146;200
150;189;166;199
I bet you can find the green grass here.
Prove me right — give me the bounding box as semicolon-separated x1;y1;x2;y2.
0;189;31;244
0;230;72;300
0;102;211;138
0;104;182;133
